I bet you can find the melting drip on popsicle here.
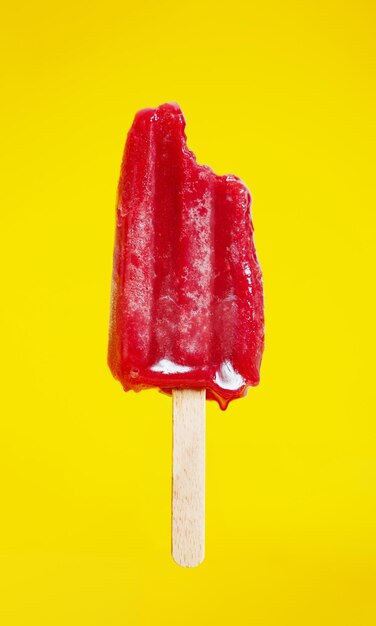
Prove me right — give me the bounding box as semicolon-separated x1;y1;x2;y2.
108;102;264;409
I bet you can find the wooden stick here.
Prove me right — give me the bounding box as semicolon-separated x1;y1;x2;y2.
172;389;206;567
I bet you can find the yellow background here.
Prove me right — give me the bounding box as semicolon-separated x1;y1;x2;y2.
1;0;375;624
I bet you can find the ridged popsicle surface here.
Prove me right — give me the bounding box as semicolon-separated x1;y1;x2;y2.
108;103;264;409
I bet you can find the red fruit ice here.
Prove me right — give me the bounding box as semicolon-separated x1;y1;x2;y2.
108;103;264;409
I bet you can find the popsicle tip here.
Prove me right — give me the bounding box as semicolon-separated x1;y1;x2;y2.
128;103;185;141
132;101;183;119
157;101;182;111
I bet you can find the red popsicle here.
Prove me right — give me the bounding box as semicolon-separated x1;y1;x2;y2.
108;103;264;567
108;103;264;410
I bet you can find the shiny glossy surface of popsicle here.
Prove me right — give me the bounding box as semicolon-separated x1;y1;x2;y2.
108;103;264;409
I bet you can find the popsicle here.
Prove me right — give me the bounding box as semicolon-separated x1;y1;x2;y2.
108;103;264;566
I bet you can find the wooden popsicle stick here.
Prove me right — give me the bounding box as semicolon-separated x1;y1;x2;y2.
172;389;206;568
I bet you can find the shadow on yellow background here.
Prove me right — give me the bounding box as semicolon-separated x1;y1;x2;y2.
1;1;375;624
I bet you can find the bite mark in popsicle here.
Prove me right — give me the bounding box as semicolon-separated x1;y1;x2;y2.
108;102;264;410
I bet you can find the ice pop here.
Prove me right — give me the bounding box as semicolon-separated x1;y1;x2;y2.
108;103;264;567
108;103;264;410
